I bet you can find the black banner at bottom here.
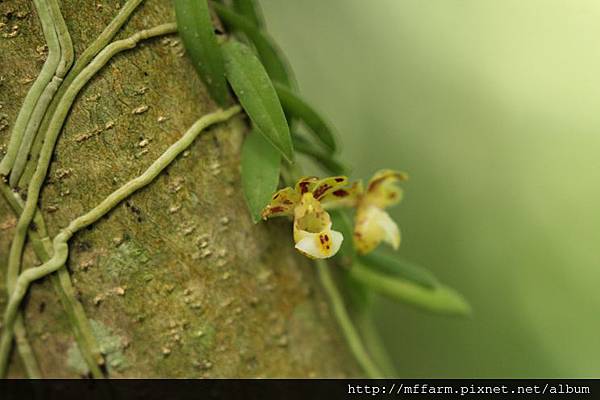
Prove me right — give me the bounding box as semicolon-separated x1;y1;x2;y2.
0;379;597;399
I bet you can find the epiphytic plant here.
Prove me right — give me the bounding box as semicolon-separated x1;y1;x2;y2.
0;0;470;379
175;0;472;378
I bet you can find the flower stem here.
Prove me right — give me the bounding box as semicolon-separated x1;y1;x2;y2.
315;259;383;378
355;310;397;376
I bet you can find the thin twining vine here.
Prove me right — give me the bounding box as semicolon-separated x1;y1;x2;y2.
7;0;74;188
0;0;169;378
5;23;179;315
0;106;241;375
0;0;61;177
0;0;73;379
0;183;104;378
13;0;144;188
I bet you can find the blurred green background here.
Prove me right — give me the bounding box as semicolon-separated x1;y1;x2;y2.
261;0;600;377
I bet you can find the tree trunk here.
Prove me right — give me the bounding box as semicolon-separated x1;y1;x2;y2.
0;0;359;377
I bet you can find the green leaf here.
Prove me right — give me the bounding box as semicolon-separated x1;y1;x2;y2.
231;0;265;29
293;133;347;175
174;0;229;106
350;261;472;316
241;129;281;223
212;2;295;88
274;82;337;151
222;40;294;162
359;250;439;290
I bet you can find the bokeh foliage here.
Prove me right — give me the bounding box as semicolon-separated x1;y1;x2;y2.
261;0;600;377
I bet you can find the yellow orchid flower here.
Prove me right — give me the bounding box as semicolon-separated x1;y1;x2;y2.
293;192;343;258
262;176;360;259
353;170;408;255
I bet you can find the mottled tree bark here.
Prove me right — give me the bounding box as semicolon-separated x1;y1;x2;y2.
0;0;359;377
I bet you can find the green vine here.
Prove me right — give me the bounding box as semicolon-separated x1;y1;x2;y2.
15;0;144;188
0;105;241;375
0;182;105;378
0;0;171;378
8;0;74;188
0;0;70;379
0;0;60;176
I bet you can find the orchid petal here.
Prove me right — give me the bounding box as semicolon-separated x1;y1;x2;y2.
292;192;343;258
310;176;348;200
365;169;408;208
261;187;300;219
320;180;363;209
294;229;343;259
294;176;319;194
354;205;401;254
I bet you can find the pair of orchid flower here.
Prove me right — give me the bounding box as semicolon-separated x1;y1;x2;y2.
261;170;408;259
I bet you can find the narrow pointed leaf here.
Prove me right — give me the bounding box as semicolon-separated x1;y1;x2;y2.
359;250;439;289
231;0;265;29
175;0;229;106
213;2;294;88
293;133;346;174
222;40;294;162
274;82;337;151
241;129;281;222
350;262;472;316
